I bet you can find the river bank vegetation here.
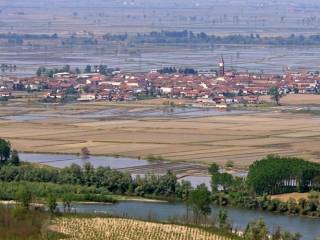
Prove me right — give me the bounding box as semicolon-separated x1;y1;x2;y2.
1;139;320;217
0;139;191;204
210;155;320;218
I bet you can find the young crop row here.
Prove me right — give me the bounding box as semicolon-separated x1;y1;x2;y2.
55;217;235;240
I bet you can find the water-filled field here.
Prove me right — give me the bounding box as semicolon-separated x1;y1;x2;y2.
2;0;320;76
2;44;320;76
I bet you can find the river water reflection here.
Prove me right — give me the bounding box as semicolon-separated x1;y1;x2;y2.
62;201;320;240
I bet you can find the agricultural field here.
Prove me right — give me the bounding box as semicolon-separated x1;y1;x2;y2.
1;98;320;168
1;0;320;36
2;0;320;75
4;43;320;77
53;217;236;240
261;94;320;106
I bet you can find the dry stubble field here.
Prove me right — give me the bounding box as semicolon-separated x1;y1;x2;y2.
53;217;235;240
1;98;320;168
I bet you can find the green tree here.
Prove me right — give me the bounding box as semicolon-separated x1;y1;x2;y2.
61;64;70;73
47;194;57;214
75;67;81;74
244;219;269;240
36;66;46;76
218;209;231;230
212;172;234;192
209;163;219;175
156;171;177;197
176;180;192;201
269;86;283;106
0;139;11;165
9;149;20;166
98;65;108;75
187;184;212;223
62;193;72;213
271;226;301;240
84;65;92;73
15;186;32;210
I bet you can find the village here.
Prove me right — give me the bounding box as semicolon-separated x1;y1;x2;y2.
0;58;320;106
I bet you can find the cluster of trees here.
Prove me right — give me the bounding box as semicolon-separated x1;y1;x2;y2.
36;64;119;77
247;155;320;195
0;33;58;40
61;35;98;46
0;139;19;166
157;67;198;75
36;65;78;77
83;64;119;75
243;219;301;240
0;181;116;207
213;188;320;217
207;156;320;217
1;33;58;45
0;64;17;72
269;86;284;106
102;33;128;41
0;162;192;201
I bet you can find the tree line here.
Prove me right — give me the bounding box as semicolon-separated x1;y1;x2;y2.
100;31;320;46
157;67;198;75
247;155;320;195
0;162;192;200
6;31;320;47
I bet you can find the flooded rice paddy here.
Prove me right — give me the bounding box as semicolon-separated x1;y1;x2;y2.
2;44;320;77
0;106;251;121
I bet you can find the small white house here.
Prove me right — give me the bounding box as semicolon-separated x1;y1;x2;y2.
77;93;96;101
160;87;172;94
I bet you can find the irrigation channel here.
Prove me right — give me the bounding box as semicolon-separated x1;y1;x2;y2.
20;153;320;239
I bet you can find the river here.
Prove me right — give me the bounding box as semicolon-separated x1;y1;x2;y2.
59;201;320;240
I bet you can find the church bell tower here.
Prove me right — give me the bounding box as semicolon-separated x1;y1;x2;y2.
218;56;225;77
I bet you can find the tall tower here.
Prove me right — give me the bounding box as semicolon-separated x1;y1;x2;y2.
218;56;225;77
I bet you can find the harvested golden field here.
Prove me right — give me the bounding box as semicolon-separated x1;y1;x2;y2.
271;193;310;202
54;217;235;240
1;101;320;168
